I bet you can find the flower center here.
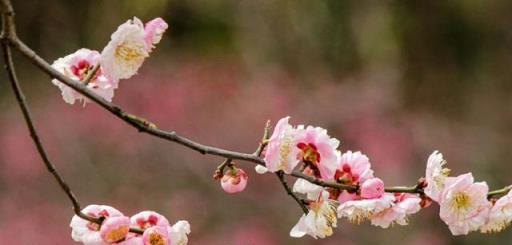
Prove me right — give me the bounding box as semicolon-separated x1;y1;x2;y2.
148;232;166;245
104;225;129;243
70;59;95;81
277;132;293;169
297;143;321;164
452;192;471;211
136;215;159;229
334;164;359;185
115;42;146;62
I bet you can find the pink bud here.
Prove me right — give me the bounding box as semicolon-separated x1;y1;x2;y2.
142;226;170;245
221;168;248;193
360;177;385;199
100;216;131;243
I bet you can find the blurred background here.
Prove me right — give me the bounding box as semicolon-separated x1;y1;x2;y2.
1;0;512;244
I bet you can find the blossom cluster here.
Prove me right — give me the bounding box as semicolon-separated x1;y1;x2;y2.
218;116;512;239
70;204;190;245
51;17;168;105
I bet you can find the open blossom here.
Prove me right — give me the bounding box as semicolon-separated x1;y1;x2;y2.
100;216;131;243
290;191;339;239
337;193;394;224
221;167;248;193
144;18;168;51
295;125;340;180
167;221;191;245
130;211;170;230
424;150;450;202
480;189;512;233
335;151;374;203
101;17;149;80
370;193;422;228
142;226;170;245
70;204;124;244
293;178;324;201
263;117;300;174
439;173;491;235
51;48;117;105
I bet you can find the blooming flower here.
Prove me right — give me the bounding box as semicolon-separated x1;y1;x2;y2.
370;193;422;228
167;221;191;245
360;178;385;199
295;125;340;180
263;117;300;174
220;167;248;193
143;18;168;51
101;17;149;80
70;204;124;244
100;216;131;243
334;151;374;203
439;173;491;235
480;189;512;233
290;191;339;239
424;150;450;202
130;211;170;230
51;48;117;105
292;178;324;201
142;226;170;245
337;193;395;224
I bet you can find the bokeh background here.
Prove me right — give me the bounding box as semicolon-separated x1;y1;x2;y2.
1;0;512;244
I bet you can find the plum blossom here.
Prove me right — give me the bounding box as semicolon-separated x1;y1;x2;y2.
424;150;450;202
370;193;422;228
220;167;248;193
101;17;149;80
130;211;170;230
143;18;168;51
290;191;339;239
51;48;117;105
439;173;491;235
295;125;340;180
100;216;131;243
292;178;324;201
337;193;395;224
334;151;374;203
263;117;300;174
360;178;384;199
480;189;512;233
70;204;124;244
167;221;191;245
142;226;170;245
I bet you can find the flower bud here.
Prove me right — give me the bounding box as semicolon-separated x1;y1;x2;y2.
360;177;384;199
221;168;248;193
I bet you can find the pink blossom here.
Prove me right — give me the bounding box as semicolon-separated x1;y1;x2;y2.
142;226;170;245
370;193;422;228
69;204;124;244
100;216;131;243
337;193;394;224
130;211;170;230
360;178;384;199
334;151;374;203
439;173;491;235
263;116;300;174
424;150;450;202
290;191;338;239
295;125;340;180
117;236;143;245
101;17;149;80
144;18;168;51
221;168;248;193
480;189;512;233
51;48;117;105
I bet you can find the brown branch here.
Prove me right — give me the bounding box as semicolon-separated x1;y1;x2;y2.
82;63;100;85
0;31;100;225
276;171;309;214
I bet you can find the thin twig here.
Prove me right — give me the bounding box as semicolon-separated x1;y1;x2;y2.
0;37;100;224
253;120;271;157
82;63;100;85
276;171;309;214
488;185;512;198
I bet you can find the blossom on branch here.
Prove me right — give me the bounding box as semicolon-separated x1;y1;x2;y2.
480;189;512;233
290;191;339;239
70;204;124;244
51;48;117;105
439;173;491;235
220;167;248;193
424;150;450;202
370;193;422;228
337;193;395;224
263;116;300;174
334;151;375;203
100;216;131;243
